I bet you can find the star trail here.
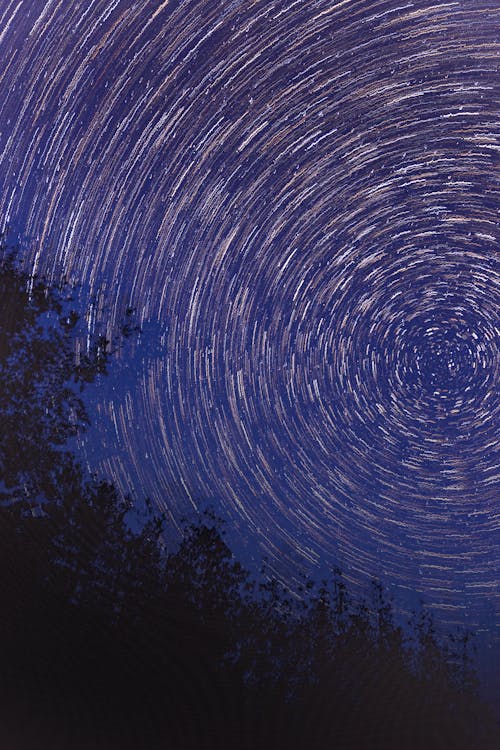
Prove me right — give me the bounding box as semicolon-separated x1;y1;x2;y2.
0;0;498;648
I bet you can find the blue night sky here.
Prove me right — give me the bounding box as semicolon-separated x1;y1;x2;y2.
0;0;498;706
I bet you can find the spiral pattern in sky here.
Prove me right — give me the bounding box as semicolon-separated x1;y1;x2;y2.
0;1;498;645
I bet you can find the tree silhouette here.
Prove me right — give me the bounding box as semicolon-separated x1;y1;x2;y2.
0;240;498;749
0;241;109;510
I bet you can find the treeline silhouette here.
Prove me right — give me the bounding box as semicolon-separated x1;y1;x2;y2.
0;242;498;749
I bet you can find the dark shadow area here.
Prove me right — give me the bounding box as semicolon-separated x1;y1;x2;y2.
0;242;498;749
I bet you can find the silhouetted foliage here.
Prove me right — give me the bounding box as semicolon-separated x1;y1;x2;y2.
0;244;498;749
0;239;109;508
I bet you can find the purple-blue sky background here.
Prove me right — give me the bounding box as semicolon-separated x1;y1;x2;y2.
0;0;498;707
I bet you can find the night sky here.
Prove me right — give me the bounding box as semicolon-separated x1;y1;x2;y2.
0;0;498;699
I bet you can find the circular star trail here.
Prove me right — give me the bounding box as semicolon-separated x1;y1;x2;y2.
0;0;498;629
